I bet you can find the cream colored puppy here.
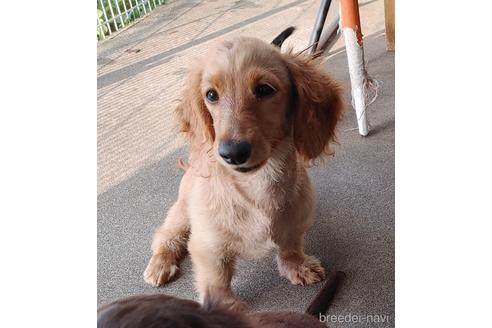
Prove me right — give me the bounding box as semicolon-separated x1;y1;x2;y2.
144;31;343;307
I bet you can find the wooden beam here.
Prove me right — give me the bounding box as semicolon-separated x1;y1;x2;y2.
384;0;395;51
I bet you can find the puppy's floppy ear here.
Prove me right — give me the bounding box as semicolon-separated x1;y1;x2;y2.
284;51;344;161
175;64;215;147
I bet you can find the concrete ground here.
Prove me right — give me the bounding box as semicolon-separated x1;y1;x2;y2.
97;0;394;327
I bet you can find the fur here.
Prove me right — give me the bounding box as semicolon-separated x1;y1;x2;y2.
144;34;344;307
99;271;344;327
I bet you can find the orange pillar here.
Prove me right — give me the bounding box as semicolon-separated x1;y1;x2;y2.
340;0;376;136
340;0;364;46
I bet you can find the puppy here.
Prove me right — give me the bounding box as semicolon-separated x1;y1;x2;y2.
144;27;344;307
99;271;345;328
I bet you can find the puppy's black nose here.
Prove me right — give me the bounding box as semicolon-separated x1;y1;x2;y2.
218;140;251;165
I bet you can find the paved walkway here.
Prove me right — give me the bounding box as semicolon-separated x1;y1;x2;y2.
98;1;394;327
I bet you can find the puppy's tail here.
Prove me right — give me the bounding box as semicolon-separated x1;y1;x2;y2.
271;26;296;48
305;271;346;317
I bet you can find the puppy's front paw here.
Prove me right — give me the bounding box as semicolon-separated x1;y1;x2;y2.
278;255;326;286
143;253;179;287
202;290;248;313
228;299;249;312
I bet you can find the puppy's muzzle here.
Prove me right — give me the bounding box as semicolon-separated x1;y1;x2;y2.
218;140;251;165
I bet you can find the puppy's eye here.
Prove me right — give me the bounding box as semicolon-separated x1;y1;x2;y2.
206;89;219;103
254;84;276;98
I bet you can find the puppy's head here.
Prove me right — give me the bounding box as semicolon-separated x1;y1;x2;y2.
176;37;343;173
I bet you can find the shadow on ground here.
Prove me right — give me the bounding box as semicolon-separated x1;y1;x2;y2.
98;31;394;327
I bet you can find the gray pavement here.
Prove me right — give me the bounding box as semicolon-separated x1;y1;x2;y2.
97;1;394;327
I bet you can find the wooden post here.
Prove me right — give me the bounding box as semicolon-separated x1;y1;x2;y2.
384;0;395;51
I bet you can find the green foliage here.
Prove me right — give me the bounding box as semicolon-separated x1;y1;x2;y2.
97;9;108;40
97;0;166;40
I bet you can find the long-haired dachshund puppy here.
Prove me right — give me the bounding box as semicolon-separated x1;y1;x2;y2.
100;272;345;328
144;27;344;308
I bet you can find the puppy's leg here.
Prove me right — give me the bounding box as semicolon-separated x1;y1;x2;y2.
188;234;245;311
274;174;325;286
276;237;326;286
144;172;191;286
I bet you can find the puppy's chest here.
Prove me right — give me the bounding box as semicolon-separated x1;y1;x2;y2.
193;178;287;258
222;203;276;258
